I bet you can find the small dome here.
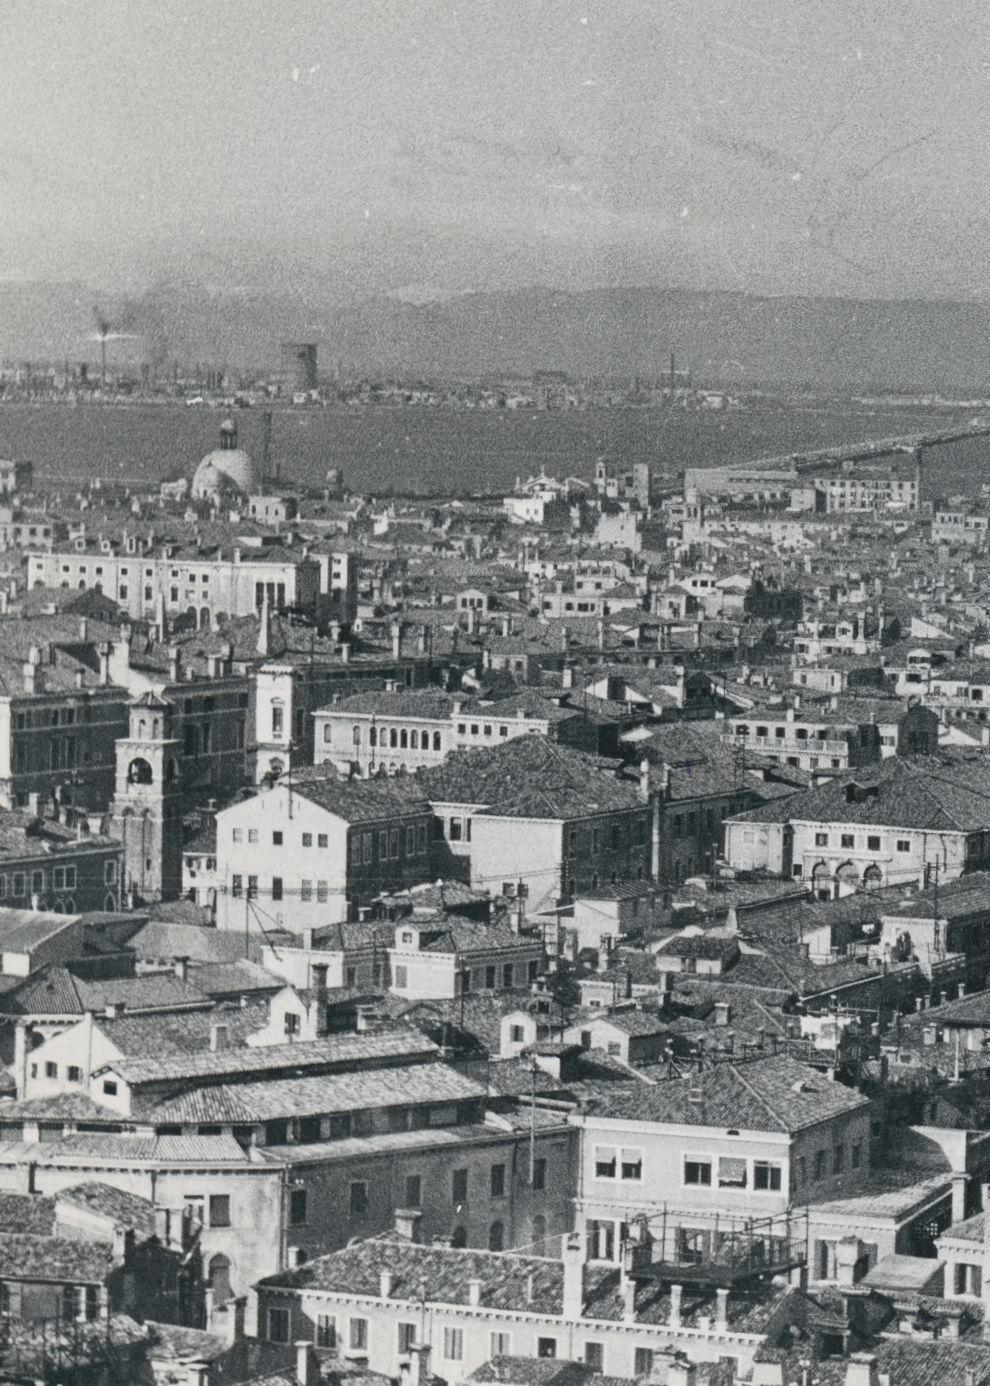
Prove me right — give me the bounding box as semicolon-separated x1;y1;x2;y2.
193;448;257;495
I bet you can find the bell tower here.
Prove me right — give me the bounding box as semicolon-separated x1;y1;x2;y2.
109;693;182;903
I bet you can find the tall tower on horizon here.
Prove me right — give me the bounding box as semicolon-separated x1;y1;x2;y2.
109;693;183;904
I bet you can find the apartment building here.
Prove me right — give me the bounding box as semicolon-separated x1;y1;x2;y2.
724;704;881;773
0;811;122;914
417;737;654;913
27;533;320;624
254;1229;787;1381
572;1054;871;1269
725;758;990;892
388;918;544;1001
213;776;434;931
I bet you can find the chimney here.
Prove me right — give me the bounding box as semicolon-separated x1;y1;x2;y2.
153;1207;172;1247
409;1343;432;1386
714;1286;729;1331
78;616;89;641
340;640;351;664
714;1001;731;1027
104;1001;125;1020
168;645;181;684
98;641;111;685
380;1268;394;1299
561;1230;585;1319
394;1208;422;1242
210;1023;229;1052
174;956;189;981
562;664;574;690
844;1354;880;1386
668;1282;683;1329
467;1277;482;1306
295;1342;319;1386
639;758;651;803
391;621;403;660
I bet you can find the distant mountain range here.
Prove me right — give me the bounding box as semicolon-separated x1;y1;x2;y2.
2;279;989;389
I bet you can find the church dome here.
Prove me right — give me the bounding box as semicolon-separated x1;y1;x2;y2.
191;417;258;496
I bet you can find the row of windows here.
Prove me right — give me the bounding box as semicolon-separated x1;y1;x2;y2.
812;831;909;852
567;817;648;854
31;1060;83;1082
329;724;446;752
0;862;113;898
392;959;540;991
233;828;329;847
350;825;428;864
682;1156;783;1191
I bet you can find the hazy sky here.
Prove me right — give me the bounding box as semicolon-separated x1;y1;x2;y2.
2;0;987;302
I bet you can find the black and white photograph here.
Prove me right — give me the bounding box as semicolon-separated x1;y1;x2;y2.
1;3;989;1383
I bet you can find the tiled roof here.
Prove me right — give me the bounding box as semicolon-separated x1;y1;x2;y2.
257;1234;786;1332
590;1054;869;1132
729;754;990;834
328;690;456;719
0;1133;250;1165
0;1234;114;1284
0;1191;56;1235
95;1000;268;1058
1;966;211;1018
187;959;283;995
101;1025;436;1086
125;921;255;964
290;778;430;823
55;1182;157;1236
416;736;641;819
147;1060;482;1124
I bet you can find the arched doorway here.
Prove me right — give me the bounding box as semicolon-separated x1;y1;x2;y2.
811;860;831;901
863;864;883;890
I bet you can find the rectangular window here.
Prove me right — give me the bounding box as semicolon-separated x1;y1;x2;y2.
349;1181;368;1215
247;875;258;899
315;1314;337;1348
718;1156;747;1188
841;833;854;849
502;963;514;988
815;1150;827;1179
290;1189;307;1225
247;829;258;844
684;1159;712;1186
268;1308;290;1344
363;833;373;864
318;834;328;849
634;1349;654;1376
45;1061;57;1079
491;1163;505;1197
405;1174;422;1207
209;1194;231;1227
620;1148;643;1181
897;840;910;852
594;1146;617;1179
815;832;828;847
867;835;881;851
444;1328;464;1362
271;877;283;901
389;828;399;858
398;1322;417;1354
231;874;243;898
452;1168;468;1204
753;1161;782;1192
394;964;407;989
851;1142;862;1169
491;1332;512;1357
103;1080;118;1096
302;833;312;847
537;1339;557;1360
349;1317;367;1350
585;1344;604;1372
833;1144;845;1174
300;879;312;901
273;831;283;846
67;1066;81;1083
533;1158;546;1190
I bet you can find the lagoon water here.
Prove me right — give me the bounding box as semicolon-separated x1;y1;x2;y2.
1;401;988;498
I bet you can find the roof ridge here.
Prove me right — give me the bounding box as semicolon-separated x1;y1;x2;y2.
725;1060;789;1129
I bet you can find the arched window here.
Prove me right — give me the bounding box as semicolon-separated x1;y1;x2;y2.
433;732;442;752
352;725;362;746
488;1221;504;1251
863;864;883;890
389;728;398;749
127;758;153;786
400;729;408;750
105;894;117;913
208;1254;232;1304
368;727;377;747
451;1225;467;1248
64;899;74;914
410;730;419;749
